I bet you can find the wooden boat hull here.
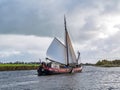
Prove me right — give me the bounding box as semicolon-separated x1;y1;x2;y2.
37;66;82;76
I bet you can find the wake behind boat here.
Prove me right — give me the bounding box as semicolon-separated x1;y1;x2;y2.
37;16;82;76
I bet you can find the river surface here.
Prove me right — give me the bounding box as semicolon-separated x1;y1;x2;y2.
0;66;120;90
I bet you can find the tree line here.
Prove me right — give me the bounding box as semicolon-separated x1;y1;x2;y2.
96;59;120;66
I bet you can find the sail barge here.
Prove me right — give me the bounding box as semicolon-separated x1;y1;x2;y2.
37;16;82;76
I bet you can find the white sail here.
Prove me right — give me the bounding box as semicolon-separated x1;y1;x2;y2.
47;16;77;65
66;31;77;64
46;38;67;64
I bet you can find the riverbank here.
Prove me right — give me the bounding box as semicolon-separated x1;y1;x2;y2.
95;60;120;67
95;64;120;67
0;64;40;71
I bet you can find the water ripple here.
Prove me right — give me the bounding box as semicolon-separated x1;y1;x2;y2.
0;66;120;90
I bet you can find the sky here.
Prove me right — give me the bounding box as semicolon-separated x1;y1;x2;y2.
0;0;120;63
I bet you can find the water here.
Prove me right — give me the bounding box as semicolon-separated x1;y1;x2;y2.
0;66;120;90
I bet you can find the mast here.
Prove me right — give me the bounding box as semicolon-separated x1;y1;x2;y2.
64;15;69;65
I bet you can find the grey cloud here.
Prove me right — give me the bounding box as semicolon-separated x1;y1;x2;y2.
0;0;66;37
87;30;120;59
0;0;120;36
82;16;100;31
0;0;118;37
114;24;120;30
0;52;36;62
79;16;100;40
0;0;105;37
101;0;120;15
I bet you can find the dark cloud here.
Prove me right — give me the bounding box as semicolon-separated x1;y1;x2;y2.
0;0;66;37
0;0;119;38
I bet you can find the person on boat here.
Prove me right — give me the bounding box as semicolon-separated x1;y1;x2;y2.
47;62;52;67
37;62;48;76
41;62;47;68
37;62;47;71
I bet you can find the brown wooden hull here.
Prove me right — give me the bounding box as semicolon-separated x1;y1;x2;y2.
37;66;82;76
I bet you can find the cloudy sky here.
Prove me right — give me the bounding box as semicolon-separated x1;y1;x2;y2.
0;0;120;63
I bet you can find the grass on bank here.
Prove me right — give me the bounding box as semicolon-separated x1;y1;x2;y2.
0;64;39;67
0;64;40;71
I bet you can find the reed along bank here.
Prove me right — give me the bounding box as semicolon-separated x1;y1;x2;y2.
0;64;39;71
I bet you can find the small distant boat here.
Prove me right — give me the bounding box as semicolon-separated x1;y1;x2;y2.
37;16;82;76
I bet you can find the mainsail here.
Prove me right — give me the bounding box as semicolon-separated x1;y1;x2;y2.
46;16;77;65
66;31;77;64
46;38;67;64
64;16;77;64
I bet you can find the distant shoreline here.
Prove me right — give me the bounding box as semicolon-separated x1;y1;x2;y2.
0;64;39;71
95;65;120;67
95;59;120;67
83;64;120;67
